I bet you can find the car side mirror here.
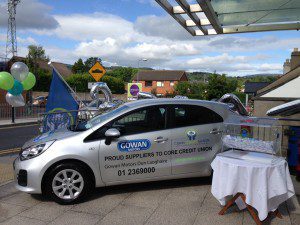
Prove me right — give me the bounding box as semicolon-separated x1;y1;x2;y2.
104;128;120;145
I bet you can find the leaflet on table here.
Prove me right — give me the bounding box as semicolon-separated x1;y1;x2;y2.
222;135;274;154
218;150;282;164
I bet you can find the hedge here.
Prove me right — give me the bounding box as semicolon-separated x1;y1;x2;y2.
66;73;125;94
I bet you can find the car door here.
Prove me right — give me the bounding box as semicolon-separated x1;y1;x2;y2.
98;105;172;184
169;104;223;175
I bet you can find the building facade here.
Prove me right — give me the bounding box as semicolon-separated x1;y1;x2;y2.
132;70;188;95
253;48;300;167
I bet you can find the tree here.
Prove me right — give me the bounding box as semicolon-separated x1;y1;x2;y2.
26;45;49;74
206;74;238;100
84;57;102;70
174;81;207;99
72;58;86;74
106;67;138;82
174;81;191;96
32;69;52;92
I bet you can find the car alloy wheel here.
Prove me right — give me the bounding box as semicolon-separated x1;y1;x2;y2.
52;169;84;200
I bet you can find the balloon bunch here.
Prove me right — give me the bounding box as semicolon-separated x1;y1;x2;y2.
0;62;36;107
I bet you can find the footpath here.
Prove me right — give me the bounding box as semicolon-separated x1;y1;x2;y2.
0;154;15;186
0;118;38;128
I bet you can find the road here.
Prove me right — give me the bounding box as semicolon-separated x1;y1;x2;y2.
0;124;40;151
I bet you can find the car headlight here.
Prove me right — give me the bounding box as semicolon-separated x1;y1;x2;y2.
20;140;55;161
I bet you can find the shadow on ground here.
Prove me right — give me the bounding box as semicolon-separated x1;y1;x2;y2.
31;176;212;204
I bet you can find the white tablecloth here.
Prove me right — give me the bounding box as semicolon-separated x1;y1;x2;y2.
211;151;295;221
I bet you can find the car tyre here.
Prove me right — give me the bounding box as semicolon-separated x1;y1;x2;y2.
44;162;93;204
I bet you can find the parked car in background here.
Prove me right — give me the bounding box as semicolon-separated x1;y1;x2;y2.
33;96;48;107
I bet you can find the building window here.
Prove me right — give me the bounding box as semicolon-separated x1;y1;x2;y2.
145;81;152;87
157;81;164;87
170;81;175;86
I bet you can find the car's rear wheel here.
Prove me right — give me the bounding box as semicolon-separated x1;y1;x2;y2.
44;162;93;204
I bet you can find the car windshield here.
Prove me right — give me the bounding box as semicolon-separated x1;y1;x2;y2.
84;105;129;129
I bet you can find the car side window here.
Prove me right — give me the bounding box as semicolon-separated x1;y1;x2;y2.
112;106;166;136
84;106;167;142
170;105;223;128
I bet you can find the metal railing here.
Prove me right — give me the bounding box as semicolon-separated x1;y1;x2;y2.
0;103;46;120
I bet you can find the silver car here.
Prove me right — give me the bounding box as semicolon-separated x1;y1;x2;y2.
14;99;241;204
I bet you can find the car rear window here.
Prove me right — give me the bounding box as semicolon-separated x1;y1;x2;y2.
170;105;223;128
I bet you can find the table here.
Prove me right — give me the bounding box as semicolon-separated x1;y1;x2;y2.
211;151;295;224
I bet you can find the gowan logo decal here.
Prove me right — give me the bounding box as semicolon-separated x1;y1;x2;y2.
118;139;151;152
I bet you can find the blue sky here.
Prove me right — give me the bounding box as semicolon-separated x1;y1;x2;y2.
0;0;300;76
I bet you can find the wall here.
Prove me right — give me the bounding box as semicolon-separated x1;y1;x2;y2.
0;90;27;104
0;90;6;104
262;76;300;98
254;99;300;158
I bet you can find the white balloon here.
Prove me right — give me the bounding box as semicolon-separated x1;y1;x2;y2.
5;93;25;107
10;62;29;82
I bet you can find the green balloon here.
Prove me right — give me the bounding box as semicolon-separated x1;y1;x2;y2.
21;72;36;90
0;72;14;90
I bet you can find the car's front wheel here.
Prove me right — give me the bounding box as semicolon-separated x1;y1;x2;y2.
44;162;93;204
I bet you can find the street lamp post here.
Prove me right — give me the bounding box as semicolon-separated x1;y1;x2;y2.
137;58;148;82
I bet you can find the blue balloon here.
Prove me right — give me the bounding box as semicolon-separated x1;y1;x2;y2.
8;80;24;96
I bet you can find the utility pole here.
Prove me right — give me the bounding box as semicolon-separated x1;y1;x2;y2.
6;0;21;58
6;0;20;123
137;58;148;82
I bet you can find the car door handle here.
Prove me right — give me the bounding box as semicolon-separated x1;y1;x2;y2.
210;129;222;135
154;137;168;143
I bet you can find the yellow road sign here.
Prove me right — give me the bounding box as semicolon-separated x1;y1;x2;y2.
89;61;106;81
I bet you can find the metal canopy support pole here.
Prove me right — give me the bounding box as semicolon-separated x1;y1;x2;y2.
196;0;223;34
175;0;208;35
155;0;196;36
223;22;300;34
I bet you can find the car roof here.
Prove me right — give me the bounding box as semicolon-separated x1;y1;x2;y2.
123;98;228;109
88;98;235;132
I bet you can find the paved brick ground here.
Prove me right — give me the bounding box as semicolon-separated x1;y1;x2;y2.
0;178;299;225
0;155;15;185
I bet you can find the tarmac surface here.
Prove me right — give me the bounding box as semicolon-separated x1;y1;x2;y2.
0;129;299;225
0;174;300;225
0;124;39;151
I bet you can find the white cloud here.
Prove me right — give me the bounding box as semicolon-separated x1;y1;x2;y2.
74;38;120;58
17;36;37;45
134;15;194;40
0;0;58;30
123;42;198;59
51;13;138;43
163;53;283;75
1;5;295;75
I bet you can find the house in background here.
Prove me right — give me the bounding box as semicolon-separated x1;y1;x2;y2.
244;82;271;106
7;56;72;79
0;56;73;104
132;70;188;95
253;48;300;168
253;48;300;118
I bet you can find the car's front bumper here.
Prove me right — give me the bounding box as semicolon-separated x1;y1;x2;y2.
13;156;43;194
